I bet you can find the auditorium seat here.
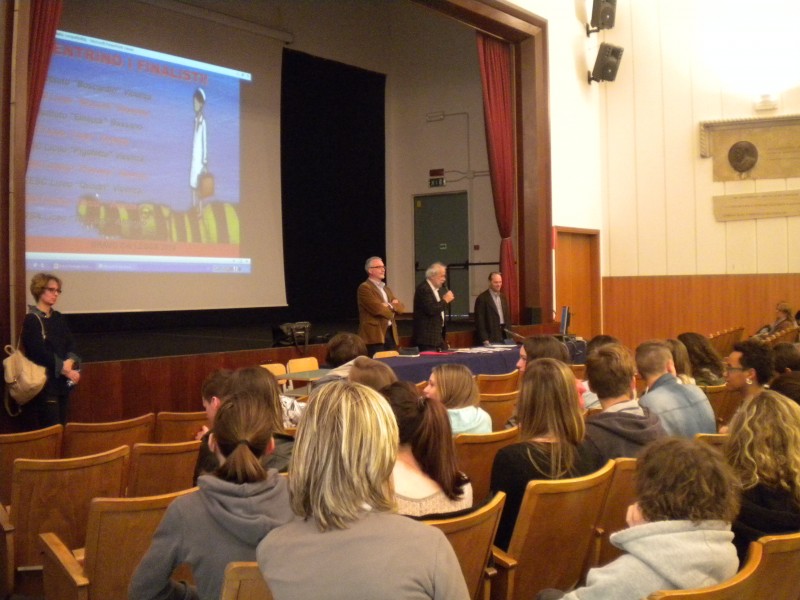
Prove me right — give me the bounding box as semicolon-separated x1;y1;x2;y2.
475;371;519;394
40;488;195;600
700;385;741;429
587;457;637;571
478;392;517;431
695;432;729;451
127;440;202;497
0;445;130;598
490;460;615;600
62;413;155;458
155;411;208;443
373;350;399;359
424;491;506;600
0;424;63;506
220;562;274;600
454;427;519;506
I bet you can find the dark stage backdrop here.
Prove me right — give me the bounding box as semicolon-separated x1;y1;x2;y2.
281;49;387;321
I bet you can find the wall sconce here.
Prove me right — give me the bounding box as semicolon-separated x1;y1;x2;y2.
588;43;624;83
586;0;617;36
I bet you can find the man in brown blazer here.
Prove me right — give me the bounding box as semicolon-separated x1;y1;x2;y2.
357;256;405;356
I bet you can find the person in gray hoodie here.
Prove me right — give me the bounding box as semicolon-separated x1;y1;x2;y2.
537;437;741;600
582;344;666;470
129;387;293;600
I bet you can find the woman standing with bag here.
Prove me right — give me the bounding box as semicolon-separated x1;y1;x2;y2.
21;273;80;429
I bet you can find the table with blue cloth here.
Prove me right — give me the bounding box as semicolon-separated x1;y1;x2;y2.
379;347;520;383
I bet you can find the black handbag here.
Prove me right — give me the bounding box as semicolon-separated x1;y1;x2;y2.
273;321;312;353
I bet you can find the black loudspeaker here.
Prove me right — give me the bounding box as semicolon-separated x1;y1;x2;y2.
588;43;624;83
590;0;617;30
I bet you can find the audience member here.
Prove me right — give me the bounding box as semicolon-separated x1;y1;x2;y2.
761;300;797;337
474;271;510;345
538;437;740;600
772;341;800;375
347;356;398;390
357;256;404;355
770;372;800;406
724;339;773;403
195;366;291;481
412;262;455;351
312;332;368;388
516;334;570;373
381;381;472;516
257;381;469;599
724;390;800;564
195;368;233;441
425;363;491;435
582;335;620;409
490;358;596;550
130;388;293;600
666;338;694;384
582;344;666;469
636;340;715;438
677;332;725;386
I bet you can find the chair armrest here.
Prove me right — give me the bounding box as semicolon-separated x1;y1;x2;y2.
490;546;517;600
0;504;14;599
40;532;89;600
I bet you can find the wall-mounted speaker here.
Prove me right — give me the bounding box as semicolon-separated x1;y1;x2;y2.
591;0;617;30
588;43;624;83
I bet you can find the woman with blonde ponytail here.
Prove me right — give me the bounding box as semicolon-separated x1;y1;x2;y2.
129;388;293;600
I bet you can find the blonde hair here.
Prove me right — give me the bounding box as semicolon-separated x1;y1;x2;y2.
725;390;800;507
517;358;585;478
289;380;398;530
432;363;479;409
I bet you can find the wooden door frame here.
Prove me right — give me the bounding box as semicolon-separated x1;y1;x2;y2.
554;226;601;338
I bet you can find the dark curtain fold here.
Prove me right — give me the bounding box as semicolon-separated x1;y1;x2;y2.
476;32;519;324
26;0;63;162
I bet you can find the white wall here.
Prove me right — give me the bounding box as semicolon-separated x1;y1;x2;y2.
514;0;800;278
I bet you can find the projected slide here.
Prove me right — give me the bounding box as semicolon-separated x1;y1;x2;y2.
26;31;251;274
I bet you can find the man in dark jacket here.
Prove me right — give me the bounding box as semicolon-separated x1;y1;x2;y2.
582;343;666;469
412;262;455;351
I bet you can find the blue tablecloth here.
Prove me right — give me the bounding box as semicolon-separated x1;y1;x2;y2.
380;348;520;383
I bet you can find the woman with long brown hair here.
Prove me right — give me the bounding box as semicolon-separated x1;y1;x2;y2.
490;358;596;550
382;381;472;516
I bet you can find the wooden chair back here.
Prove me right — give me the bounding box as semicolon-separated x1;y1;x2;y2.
416;380;427;394
570;364;586;381
589;457;638;569
286;357;318;373
155;411;208;443
260;363;287;378
648;530;800;599
695;432;729;451
221;562;273;600
373;350;399;359
127;441;202;497
476;370;519;394
62;413;155;458
700;385;741;429
5;446;130;570
454;427;519;506
478;391;518;431
40;488;195;600
0;424;63;507
503;460;615;599
423;492;506;600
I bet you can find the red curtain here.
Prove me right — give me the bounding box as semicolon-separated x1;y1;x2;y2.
26;0;63;162
476;33;519;324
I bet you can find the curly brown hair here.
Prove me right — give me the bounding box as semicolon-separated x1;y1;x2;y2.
724;390;800;507
637;437;740;523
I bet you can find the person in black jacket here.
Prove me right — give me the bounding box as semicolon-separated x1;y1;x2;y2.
412;262;454;351
21;273;80;429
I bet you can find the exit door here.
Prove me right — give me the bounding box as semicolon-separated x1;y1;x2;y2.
413;192;469;317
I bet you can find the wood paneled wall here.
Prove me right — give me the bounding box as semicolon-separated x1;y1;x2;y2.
603;273;800;349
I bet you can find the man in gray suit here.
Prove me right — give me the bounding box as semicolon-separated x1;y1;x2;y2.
473;272;510;346
412;262;455;351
